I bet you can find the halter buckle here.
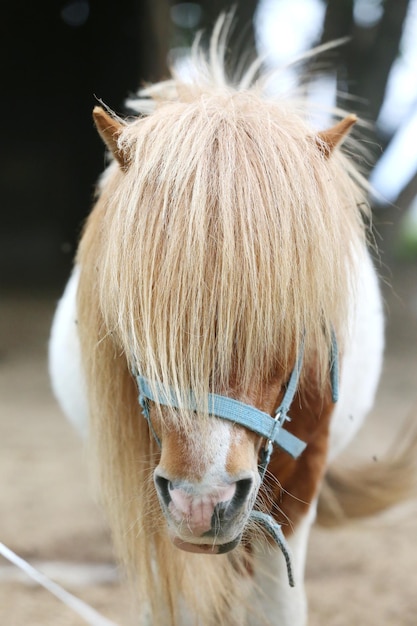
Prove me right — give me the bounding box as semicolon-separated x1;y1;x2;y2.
264;409;291;451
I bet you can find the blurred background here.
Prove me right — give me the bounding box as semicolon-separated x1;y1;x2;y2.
1;0;417;289
1;2;417;625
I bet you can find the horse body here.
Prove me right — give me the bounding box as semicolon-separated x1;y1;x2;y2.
50;245;383;624
49;24;386;626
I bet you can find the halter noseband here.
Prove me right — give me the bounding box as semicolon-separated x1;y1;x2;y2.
134;333;339;587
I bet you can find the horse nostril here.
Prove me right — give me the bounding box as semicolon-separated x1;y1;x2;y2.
154;474;171;507
233;477;254;508
211;477;254;531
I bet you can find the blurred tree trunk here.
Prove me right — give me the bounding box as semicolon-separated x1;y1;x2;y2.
146;0;172;80
320;0;411;127
199;0;258;41
351;0;411;127
197;0;259;73
320;0;354;55
394;169;417;212
319;0;353;98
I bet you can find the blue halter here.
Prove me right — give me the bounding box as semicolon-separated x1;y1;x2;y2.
137;342;306;462
137;332;339;463
135;332;339;587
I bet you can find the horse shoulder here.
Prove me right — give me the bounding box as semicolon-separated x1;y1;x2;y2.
49;266;89;437
328;248;385;462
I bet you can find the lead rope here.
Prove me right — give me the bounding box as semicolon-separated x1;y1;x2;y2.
249;512;295;587
0;542;118;626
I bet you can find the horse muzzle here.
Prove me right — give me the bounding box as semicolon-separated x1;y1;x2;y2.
154;471;258;553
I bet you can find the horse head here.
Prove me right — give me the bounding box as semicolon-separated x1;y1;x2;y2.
89;104;352;558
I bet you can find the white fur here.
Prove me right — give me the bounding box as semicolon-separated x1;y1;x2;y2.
49;246;384;625
49;267;88;437
158;418;254;540
249;504;317;626
328;248;384;461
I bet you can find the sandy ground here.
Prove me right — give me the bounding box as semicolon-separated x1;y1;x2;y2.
1;254;417;626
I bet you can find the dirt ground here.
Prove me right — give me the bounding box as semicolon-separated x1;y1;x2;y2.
1;253;417;626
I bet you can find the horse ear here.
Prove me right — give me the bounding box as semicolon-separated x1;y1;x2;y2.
93;106;127;169
317;114;357;158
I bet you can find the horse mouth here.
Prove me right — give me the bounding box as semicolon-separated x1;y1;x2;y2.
171;535;241;554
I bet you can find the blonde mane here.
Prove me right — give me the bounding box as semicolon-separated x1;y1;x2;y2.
88;63;366;407
76;23;369;625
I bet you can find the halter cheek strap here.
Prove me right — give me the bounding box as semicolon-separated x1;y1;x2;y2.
330;327;339;403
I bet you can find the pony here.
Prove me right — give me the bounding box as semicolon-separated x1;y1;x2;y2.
48;18;416;626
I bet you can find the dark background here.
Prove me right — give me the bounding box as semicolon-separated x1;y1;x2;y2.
1;0;415;288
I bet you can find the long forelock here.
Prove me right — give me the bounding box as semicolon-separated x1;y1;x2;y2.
96;80;366;422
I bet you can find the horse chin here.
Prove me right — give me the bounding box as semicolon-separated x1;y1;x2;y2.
171;535;241;555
